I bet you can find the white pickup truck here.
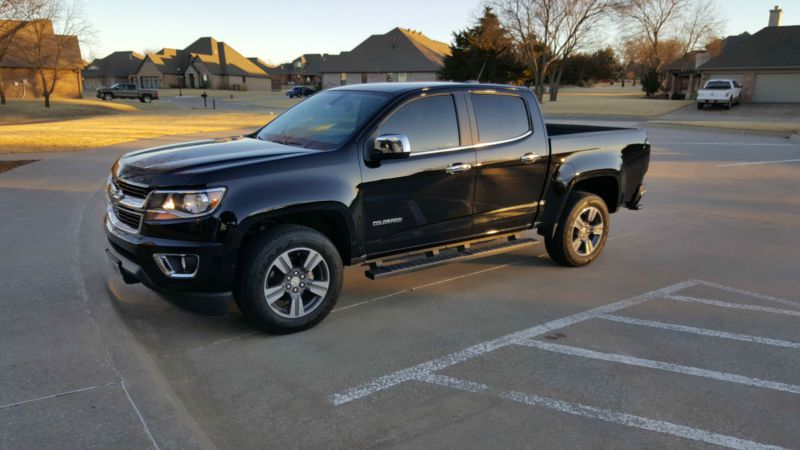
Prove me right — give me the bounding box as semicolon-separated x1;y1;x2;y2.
696;79;742;110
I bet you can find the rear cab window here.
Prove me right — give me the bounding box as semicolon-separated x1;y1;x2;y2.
376;94;460;153
470;93;531;143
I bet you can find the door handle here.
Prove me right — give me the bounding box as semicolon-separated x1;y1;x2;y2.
520;152;540;164
446;162;472;174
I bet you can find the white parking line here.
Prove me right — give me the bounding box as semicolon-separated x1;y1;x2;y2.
329;280;698;406
501;391;786;450
693;279;800;309
596;314;800;350
417;374;489;393
667;295;800;318
518;339;800;395
415;375;786;450
717;159;800;167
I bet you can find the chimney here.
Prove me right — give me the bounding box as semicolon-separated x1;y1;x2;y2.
769;5;783;27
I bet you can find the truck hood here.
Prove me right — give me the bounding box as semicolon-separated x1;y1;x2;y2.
113;136;317;185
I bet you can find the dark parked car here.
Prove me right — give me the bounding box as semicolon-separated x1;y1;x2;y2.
286;86;316;98
105;82;649;334
97;83;158;103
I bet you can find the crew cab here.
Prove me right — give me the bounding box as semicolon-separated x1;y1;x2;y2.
104;82;649;334
697;79;741;109
97;83;159;103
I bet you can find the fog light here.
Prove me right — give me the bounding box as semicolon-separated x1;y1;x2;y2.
153;253;199;278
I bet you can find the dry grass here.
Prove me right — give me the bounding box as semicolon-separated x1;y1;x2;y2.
0;110;275;153
0;98;144;125
0;159;38;174
652;120;800;134
541;96;691;117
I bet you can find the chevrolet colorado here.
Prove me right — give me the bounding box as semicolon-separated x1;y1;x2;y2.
105;82;649;333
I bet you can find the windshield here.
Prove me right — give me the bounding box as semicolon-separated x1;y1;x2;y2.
705;81;732;89
257;91;390;150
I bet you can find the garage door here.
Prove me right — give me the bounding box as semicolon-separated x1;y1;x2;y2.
753;73;800;102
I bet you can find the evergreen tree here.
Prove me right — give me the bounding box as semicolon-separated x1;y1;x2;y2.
440;7;524;84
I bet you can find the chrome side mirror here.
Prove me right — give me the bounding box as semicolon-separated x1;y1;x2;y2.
374;134;411;159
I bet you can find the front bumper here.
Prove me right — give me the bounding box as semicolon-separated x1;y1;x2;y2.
104;213;236;295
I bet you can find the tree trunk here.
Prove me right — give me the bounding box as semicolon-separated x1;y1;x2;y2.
0;80;5;105
44;93;50;108
548;65;565;102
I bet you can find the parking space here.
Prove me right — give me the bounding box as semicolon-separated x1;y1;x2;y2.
332;279;800;449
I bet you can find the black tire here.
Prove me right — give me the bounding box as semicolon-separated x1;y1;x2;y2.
234;225;343;334
544;191;610;267
103;93;113;101
725;99;732;110
697;103;704;110
141;95;152;103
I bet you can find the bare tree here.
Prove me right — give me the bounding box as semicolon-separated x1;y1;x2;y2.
614;0;686;70
676;0;723;71
494;0;613;102
0;0;45;104
13;0;91;107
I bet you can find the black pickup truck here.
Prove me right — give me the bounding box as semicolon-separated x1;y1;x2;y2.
105;82;649;333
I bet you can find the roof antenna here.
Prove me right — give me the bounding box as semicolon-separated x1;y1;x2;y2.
476;62;486;83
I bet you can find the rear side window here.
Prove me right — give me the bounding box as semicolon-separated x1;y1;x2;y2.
377;95;459;153
471;94;530;143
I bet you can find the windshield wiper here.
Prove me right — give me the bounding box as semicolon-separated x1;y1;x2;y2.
269;138;305;148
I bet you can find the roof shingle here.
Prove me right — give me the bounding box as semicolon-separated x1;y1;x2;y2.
700;26;800;70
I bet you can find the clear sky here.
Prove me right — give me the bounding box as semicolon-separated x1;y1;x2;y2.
82;0;798;63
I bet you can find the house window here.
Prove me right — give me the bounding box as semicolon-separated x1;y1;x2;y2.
361;73;368;83
386;73;395;82
242;76;246;83
398;73;407;82
340;73;347;86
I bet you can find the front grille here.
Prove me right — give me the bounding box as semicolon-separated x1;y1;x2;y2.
114;205;143;230
116;178;150;199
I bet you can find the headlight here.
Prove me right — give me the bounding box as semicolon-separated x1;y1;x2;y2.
145;188;226;220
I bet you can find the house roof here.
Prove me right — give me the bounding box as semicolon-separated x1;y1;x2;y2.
0;19;82;70
663;50;705;72
140;37;269;78
700;26;800;70
83;51;144;78
143;48;193;75
189;37;269;78
320;27;451;73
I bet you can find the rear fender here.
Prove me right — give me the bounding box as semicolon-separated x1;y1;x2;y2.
537;149;623;239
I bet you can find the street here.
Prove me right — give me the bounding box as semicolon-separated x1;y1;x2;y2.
1;124;799;449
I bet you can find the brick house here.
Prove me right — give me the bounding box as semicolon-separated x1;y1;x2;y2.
134;37;271;91
0;19;83;99
319;28;451;90
83;51;144;91
698;6;800;103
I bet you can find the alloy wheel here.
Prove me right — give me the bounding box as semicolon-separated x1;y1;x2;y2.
571;206;604;256
263;247;330;319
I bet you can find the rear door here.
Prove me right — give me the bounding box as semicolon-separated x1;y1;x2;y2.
468;89;549;234
360;91;476;256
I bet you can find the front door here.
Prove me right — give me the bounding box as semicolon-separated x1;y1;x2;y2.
469;90;549;234
360;92;476;256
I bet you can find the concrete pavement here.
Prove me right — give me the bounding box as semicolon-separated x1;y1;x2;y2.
1;124;799;448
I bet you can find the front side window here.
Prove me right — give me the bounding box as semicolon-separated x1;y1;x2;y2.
377;95;459;153
257;91;389;150
471;94;530;143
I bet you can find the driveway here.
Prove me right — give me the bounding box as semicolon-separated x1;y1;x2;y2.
1;125;799;448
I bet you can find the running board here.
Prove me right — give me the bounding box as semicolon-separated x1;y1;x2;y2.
365;235;537;280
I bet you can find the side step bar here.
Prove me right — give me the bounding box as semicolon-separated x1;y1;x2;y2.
365;234;537;280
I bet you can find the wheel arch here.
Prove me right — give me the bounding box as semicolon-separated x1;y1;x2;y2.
236;202;358;266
